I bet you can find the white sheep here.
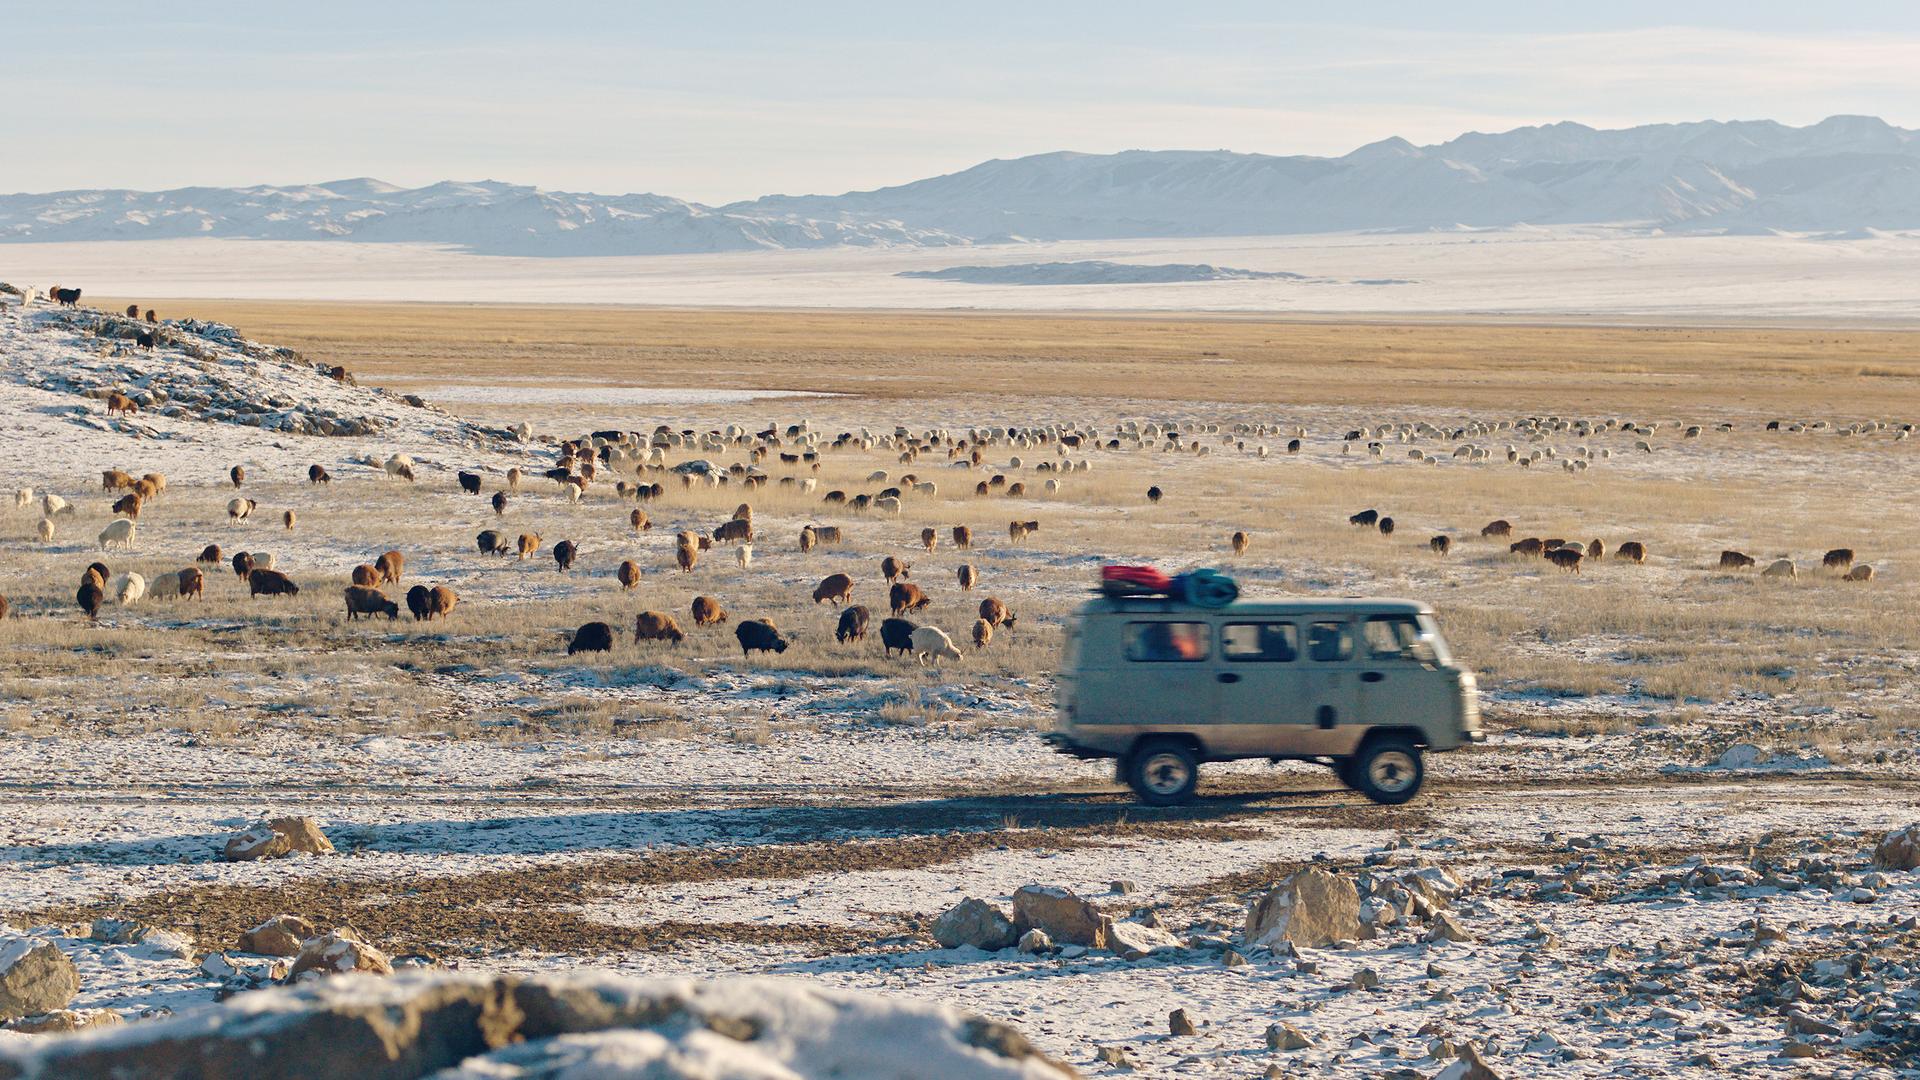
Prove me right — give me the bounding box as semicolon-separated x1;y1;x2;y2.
911;481;936;496
736;544;753;570
1761;559;1796;579
42;494;69;517
873;496;902;515
910;625;963;666
36;517;54;543
12;488;31;510
98;518;137;552
227;497;256;522
109;571;146;605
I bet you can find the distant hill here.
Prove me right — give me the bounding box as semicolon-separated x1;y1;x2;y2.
5;116;1917;255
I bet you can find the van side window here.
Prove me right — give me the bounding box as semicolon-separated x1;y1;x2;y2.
1307;621;1352;662
1124;622;1210;662
1222;622;1298;662
1364;615;1422;658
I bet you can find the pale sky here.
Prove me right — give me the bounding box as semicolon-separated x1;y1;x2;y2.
4;2;1917;203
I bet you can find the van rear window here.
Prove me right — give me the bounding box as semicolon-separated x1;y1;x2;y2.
1222;622;1298;662
1307;621;1353;662
1124;622;1210;662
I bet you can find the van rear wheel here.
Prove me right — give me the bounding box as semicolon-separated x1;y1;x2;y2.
1352;736;1424;805
1126;739;1198;806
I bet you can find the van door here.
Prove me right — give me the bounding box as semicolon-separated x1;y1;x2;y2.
1302;617;1363;754
1107;619;1218;730
1213;620;1307;756
1358;613;1443;731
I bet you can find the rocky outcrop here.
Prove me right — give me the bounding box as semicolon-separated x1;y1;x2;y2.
932;898;1018;951
1873;824;1920;870
289;929;393;979
241;915;318;957
1243;868;1361;949
1011;886;1108;948
224;817;335;861
0;939;79;1023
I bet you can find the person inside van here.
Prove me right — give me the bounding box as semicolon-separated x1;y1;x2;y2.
1129;622;1208;661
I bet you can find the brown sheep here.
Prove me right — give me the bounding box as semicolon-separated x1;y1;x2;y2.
176;567;203;601
1481;519;1513;538
1545;548;1584;574
958;563;978;591
553;540;578;573
798;526;818;554
406;585;431;620
978;597;1015;628
248;568;299;597
1430;535;1451;556
1230;531;1249;556
1510;537;1545;557
82;563;108;590
105;392;138;417
812;526;844;546
921;527;939;553
952;525;972;550
230;465;245;489
1006;482;1026;497
351;564;381;587
344;585;398;620
732;503;753;522
616;560;642;591
506;467;522;491
232;551;256;579
691;595;728;626
972;618;993;650
713;518;753;545
112;494;141;519
516;534;540;561
376;550;405;585
676;540;699;573
1845;564;1875;582
1542;538;1565;552
283;509;296;531
492;491;508;516
131;478;159;502
890;581;930;616
145;309;157;324
835;605;870;643
1719;550;1756;570
1823;548;1855;571
101;469;134;492
813;572;854;605
630;508;651;533
197;544;222;565
1615;541;1647;563
308;464;331;484
1586;539;1605;560
634;610;687;644
77;579;104;621
881;556;911;582
427;585;458;619
1008;520;1039;544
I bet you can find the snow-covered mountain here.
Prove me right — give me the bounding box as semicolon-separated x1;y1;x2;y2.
4;116;1916;255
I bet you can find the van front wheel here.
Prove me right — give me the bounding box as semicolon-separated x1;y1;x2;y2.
1126;739;1198;805
1353;737;1424;804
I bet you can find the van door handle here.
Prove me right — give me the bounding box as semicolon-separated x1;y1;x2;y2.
1361;671;1384;683
1216;672;1241;684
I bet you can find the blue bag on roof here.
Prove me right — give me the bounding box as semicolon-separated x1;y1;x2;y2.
1171;568;1239;609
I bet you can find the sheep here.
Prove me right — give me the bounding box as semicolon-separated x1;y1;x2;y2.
227;498;256;523
77;579;104;621
104;392;138;417
1845;564;1875;582
98;518;137;552
506;468;522;491
36;518;53;543
110;572;146;605
957;564;979;592
1378;516;1396;536
384;455;416;482
1719;550;1756;570
13;488;32;510
553;540;578;573
54;287;80;307
732;502;753;523
736;543;753;570
407;585;432;620
1586;538;1605;560
283;509;296;531
675;540;699;573
1480;519;1512;538
112;494;141;519
176;567;204;601
458;471;483;495
882;556;911;582
634;611;688;644
975;598;1013;630
691;595;728;626
910;625;963;666
735;620;789;657
1230;531;1249;556
230;465;245;489
812;526;844;546
1615;541;1647;564
198;544;223;565
1430;535;1452;556
248;569;299;597
344;585;399;620
82;563;109;590
835;605;871;643
920;527;939;553
1761;559;1797;579
476;530;509;556
376;550;405;585
1823;548;1855;572
232;552;256;579
426;585;458;619
1007;520;1039;544
568;622;615;655
1349;509;1380;527
813;573;854;605
873;496;902;515
1545;548;1584;574
880;617;918;657
616;560;642;591
890;581;931;616
798;526;818;554
101;469;134;492
350;564;380;587
309;464;331;485
626;508;650;534
516;534;541;561
43;494;70;517
952;525;972;550
1509;537;1545;557
713;518;753;545
972;618;993;650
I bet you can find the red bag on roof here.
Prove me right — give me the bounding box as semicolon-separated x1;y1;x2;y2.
1101;565;1172;596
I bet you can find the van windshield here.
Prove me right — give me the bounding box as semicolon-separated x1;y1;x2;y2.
1417;613;1453;664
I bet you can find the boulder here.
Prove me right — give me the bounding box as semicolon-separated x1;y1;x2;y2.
1104;920;1182;961
4;1008;121;1034
1426;912;1475;943
288;928;393;980
1266;1021;1312;1050
1168;1008;1197;1036
1012;886;1107;947
1433;1041;1503;1080
241;915;318;957
224;817;335;862
931;898;1017;951
0;939;78;1022
1017;929;1053;954
1873;824;1920;870
1244;868;1361;949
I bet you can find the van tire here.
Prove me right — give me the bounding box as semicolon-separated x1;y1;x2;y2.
1126;738;1198;805
1352;736;1424;804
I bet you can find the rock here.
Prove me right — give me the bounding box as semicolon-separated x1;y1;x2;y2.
1426;913;1475;943
1105;920;1182;961
1349;967;1381;990
1012;885;1108;947
1873;824;1920;870
1244;868;1361;949
1786;1009;1842;1037
201;952;291;987
1267;1021;1312;1050
223;816;335;861
1094;1044;1135;1069
1108;880;1137;895
1168;1007;1198;1036
1780;1041;1819;1059
0;939;79;1022
1222;949;1249;968
932;898;1017;951
4;1008;121;1034
1017;929;1054;954
288;928;393;979
1432;1041;1502;1079
241;915;317;957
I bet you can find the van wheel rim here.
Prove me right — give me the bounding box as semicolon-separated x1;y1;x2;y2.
1368;751;1417;793
1141;753;1192;795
